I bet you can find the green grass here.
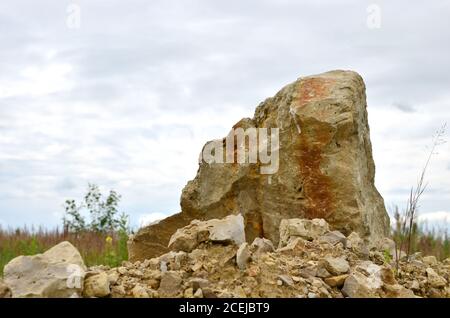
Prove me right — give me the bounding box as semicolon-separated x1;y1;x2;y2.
392;221;450;260
0;226;128;277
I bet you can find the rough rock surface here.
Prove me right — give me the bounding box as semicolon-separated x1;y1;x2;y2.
0;280;12;298
251;237;275;255
236;243;252;270
128;70;390;261
168;214;245;252
83;272;110;298
84;217;449;298
3;241;86;298
279;218;329;246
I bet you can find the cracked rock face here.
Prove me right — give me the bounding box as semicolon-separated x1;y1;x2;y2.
129;70;390;261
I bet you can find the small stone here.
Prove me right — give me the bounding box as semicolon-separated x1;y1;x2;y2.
128;269;143;278
107;271;119;285
168;214;245;252
83;272;110;298
322;257;350;275
147;278;160;290
278;275;294;287
202;287;218;298
0;280;12;298
194;288;204;298
426;268;447;288
318;287;331;298
251;237;275;255
188;277;210;291
347;232;369;259
236;242;251;270
317;231;347;247
311;278;323;289
383;284;415;298
191;262;203;272
111;285;126;297
292;276;302;283
324;275;348;288
131;285;149;298
307;292;317;298
158;271;183;297
316;267;332;278
117;267;127;275
409;280;420;291
279;218;330;246
377;238;396;258
233;286;247;298
160;261;168;272
423;256;438;266
342;272;379;298
410;252;422;261
277;280;283;286
300;266;318;278
184;288;194;298
246;265;261;277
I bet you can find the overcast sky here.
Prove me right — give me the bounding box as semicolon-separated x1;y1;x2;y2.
0;0;449;231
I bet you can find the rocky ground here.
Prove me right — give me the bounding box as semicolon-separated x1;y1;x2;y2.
3;215;448;298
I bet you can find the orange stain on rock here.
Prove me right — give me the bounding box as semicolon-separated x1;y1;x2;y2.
297;77;336;108
295;77;336;220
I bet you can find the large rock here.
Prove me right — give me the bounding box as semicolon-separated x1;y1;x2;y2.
3;241;86;298
128;70;390;261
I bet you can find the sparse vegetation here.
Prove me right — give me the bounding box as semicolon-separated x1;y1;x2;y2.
1;184;131;277
392;208;450;261
63;183;129;234
392;123;447;271
0;227;129;276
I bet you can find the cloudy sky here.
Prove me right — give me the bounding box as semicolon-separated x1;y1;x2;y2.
0;0;449;231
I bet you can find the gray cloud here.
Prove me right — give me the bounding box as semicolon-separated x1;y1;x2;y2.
0;0;449;230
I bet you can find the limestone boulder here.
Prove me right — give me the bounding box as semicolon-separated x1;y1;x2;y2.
128;70;390;260
4;241;86;298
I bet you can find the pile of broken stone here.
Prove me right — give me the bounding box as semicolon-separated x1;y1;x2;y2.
1;214;449;298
